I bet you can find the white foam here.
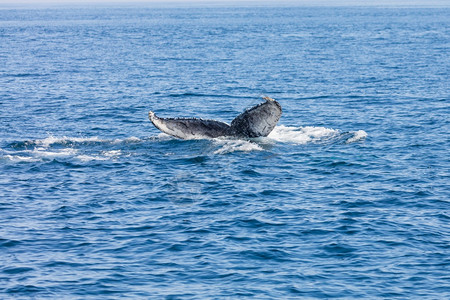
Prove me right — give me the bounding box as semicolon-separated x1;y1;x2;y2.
214;140;263;155
76;155;109;162
346;130;368;143
34;135;146;147
112;136;142;144
3;135;147;163
156;133;173;140
267;125;339;144
101;150;122;157
1;147;77;162
34;136;104;148
123;136;141;143
3;155;40;162
32;147;78;157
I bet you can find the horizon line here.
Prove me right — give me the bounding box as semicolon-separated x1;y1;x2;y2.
0;0;449;8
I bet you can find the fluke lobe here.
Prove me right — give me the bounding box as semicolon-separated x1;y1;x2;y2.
149;96;282;140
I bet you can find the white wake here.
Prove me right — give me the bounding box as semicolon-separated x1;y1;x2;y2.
267;125;340;144
1;127;367;161
1;136;140;162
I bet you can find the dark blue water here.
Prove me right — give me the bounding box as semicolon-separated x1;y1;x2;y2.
1;4;449;298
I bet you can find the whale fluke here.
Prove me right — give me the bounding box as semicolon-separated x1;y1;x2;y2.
149;96;282;139
230;96;282;138
149;111;231;139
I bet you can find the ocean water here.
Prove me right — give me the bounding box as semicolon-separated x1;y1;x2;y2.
0;4;449;299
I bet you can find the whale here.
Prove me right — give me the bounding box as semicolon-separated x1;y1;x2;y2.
149;96;282;139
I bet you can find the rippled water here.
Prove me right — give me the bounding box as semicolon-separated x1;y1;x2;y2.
1;4;449;299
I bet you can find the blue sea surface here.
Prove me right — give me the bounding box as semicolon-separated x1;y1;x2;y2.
0;4;449;299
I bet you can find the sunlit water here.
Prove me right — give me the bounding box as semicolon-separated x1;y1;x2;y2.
0;4;449;299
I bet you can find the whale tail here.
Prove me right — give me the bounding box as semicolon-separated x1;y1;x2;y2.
148;111;231;139
230;96;282;138
149;96;282;139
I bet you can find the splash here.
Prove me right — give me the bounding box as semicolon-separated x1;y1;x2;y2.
346;130;368;143
33;135;104;148
213;140;263;155
1;128;367;162
267;125;340;144
76;154;110;162
112;137;142;144
1;135;140;163
2;154;41;162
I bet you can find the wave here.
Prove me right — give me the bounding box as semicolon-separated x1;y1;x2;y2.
267;125;367;145
10;135;142;149
346;130;368;143
1;154;41;162
1;127;366;162
1;136;141;163
211;125;366;154
213;140;263;155
267;125;340;144
166;92;254;100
